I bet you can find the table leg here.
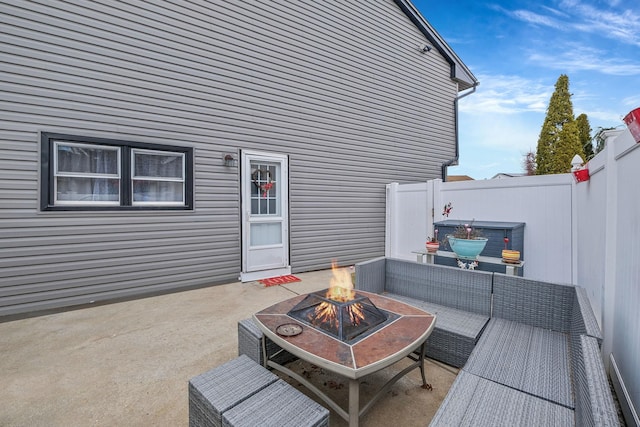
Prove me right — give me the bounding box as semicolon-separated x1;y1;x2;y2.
418;342;428;387
349;378;359;427
416;253;424;263
506;265;516;276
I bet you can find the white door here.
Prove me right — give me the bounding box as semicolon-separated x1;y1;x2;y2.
240;151;290;282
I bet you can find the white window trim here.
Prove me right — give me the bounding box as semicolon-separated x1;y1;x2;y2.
53;141;122;206
131;148;186;207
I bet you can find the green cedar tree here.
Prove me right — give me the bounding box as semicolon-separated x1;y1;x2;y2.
535;75;585;174
576;113;594;160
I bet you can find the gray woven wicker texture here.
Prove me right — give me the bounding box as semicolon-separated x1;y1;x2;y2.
221;379;329;427
237;318;296;366
387;293;489;368
355;257;621;426
464;318;573;408
386;258;493;316
429;370;574;426
188;355;278;427
574;335;621;427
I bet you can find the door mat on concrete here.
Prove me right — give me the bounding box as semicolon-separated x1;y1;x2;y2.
259;275;301;287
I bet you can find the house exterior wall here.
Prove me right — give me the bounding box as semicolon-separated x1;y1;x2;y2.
0;1;466;316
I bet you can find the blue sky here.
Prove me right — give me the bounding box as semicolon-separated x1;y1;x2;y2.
412;0;640;179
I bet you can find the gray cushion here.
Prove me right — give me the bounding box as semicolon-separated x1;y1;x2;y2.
429;370;573;426
388;294;488;340
384;293;489;368
464;318;573;408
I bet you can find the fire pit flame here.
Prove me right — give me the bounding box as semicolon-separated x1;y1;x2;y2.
314;261;364;327
287;261;389;342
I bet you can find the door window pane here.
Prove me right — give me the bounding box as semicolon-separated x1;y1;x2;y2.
250;222;282;246
250;163;278;215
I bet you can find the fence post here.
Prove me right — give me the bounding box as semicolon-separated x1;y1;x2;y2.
385;183;399;258
602;133;618;370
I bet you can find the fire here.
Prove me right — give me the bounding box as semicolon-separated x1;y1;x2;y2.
311;261;365;328
327;260;355;301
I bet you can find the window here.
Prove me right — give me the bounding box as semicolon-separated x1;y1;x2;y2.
131;149;186;205
41;133;193;210
250;163;279;216
54;142;121;205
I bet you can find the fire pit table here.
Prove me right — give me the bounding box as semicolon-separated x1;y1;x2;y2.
253;289;436;427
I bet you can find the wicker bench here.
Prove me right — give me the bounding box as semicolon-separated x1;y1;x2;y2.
189;354;329;427
354;257;619;426
430;274;620;426
237;317;296;366
355;256;492;368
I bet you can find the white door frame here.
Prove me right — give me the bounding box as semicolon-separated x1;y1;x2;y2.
239;150;290;282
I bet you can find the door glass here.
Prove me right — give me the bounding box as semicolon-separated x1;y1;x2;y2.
250;222;282;245
250;163;278;215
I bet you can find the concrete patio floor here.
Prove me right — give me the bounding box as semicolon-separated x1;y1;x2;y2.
0;269;457;426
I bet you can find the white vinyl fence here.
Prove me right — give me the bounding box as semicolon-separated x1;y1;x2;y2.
385;128;640;425
386;174;575;283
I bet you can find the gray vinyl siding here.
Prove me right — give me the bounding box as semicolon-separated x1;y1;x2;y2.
0;0;463;316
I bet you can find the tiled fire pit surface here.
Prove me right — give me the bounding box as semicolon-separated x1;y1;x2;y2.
254;290;436;379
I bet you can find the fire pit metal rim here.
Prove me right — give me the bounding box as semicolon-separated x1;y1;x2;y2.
286;288;391;343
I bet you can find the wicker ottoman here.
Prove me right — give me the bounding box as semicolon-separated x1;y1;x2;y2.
237;317;296;366
221;379;330;427
189;355;278;427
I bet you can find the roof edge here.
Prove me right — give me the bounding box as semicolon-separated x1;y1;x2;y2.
394;0;479;91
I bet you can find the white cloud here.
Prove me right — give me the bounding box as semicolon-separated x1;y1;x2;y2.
622;95;640;108
562;1;640;47
583;109;627;123
458;74;551;115
528;43;640;76
458;109;542;152
511;10;563;28
540;5;570;18
504;1;640;47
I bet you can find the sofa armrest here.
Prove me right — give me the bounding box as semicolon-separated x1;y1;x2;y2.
355;257;386;294
573;287;603;344
574;335;620;426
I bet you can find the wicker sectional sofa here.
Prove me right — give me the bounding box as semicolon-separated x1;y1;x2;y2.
355;257;620;426
355;256;493;368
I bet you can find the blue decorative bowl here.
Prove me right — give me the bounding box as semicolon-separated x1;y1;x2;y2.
447;236;488;260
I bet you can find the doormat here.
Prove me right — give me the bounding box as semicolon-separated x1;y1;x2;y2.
259;275;301;287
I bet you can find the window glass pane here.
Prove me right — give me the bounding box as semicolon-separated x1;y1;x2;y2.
134;152;183;178
268;199;276;213
56;177;119;202
133;181;184;202
250;223;282;246
56;144;118;175
250;162;279;215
